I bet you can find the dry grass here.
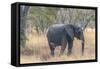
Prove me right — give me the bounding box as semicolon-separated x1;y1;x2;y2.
20;31;95;64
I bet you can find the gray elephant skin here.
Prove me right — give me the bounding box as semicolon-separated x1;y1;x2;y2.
47;24;85;56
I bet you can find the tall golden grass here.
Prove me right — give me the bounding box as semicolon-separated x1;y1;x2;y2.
20;30;95;64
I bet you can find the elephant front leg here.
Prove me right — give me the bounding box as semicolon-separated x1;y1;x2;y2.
67;40;73;56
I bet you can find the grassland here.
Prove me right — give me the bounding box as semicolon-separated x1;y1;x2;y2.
20;30;95;64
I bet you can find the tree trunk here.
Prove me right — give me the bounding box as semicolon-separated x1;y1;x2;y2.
20;6;30;47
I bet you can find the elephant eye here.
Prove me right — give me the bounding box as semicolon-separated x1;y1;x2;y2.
77;30;81;35
78;31;81;34
78;31;82;36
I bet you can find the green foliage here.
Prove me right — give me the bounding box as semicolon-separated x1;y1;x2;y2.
27;6;58;33
21;6;96;35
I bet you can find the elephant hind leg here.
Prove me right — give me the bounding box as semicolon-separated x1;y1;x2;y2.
49;42;56;56
60;37;67;56
60;44;66;56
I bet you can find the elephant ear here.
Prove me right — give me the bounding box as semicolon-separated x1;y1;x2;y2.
64;27;74;40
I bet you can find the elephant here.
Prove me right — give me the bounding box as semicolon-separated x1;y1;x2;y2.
47;23;87;56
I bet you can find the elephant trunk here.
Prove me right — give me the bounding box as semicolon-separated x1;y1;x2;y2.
82;39;84;55
81;34;84;55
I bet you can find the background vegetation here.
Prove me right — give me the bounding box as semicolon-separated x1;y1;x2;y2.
20;6;95;63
